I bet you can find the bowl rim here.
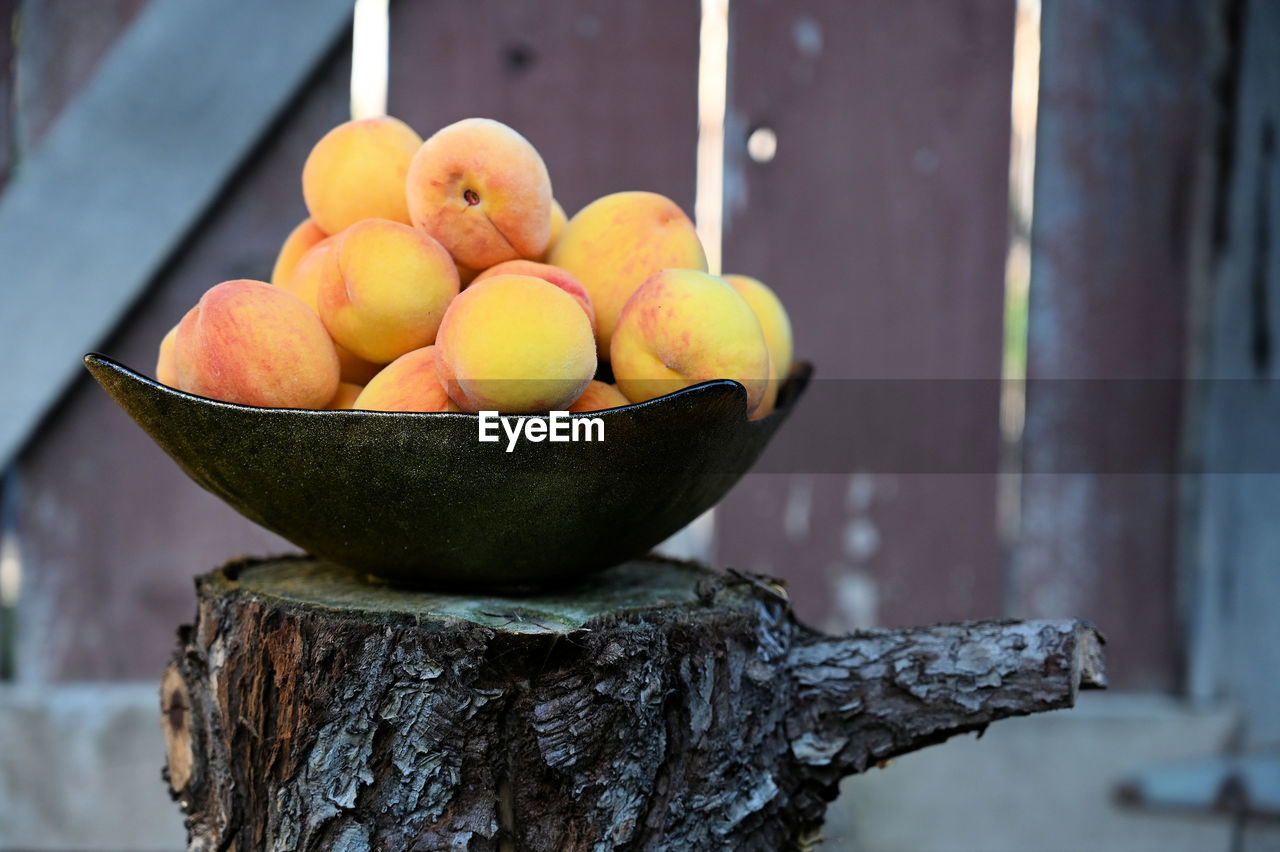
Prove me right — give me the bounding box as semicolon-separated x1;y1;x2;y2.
84;351;810;421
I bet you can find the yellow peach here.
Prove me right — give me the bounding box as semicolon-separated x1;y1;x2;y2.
610;269;769;414
749;352;778;421
173;279;340;408
724;274;794;418
539;198;568;261
406;118;552;270
302;116;421;234
317;219;460;364
435;274;596;413
279;238;384;382
279;236;337;312
351;346;454;412
270;218;328;287
328;382;365;410
472;259;595;332
156;324;179;387
568;380;631;413
336;348;382;385
549;191;707;358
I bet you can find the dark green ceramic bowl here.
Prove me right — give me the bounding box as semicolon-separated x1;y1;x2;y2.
85;353;810;591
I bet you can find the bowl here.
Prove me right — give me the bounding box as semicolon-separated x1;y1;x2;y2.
84;353;810;591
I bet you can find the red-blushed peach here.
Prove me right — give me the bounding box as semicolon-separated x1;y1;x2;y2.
351;345;455;412
610;269;769;414
568;380;631;413
270;218;328;287
471;259;595;332
317;219;460;364
549;191;707;358
538;198;568;261
723;274;795;419
406;118;552;270
302;116;421;234
173;279;340;408
434;274;596;413
156;324;179;387
328;382;364;410
279;238;385;383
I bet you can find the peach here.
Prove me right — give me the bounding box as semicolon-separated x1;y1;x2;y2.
329;382;365;410
317;219;460;364
352;346;454;413
472;259;595;332
435;274;596;413
549;191;707;358
156;324;178;387
335;347;382;385
406;118;552;270
302;116;422;234
539;198;568;261
280;238;383;383
270;218;328;287
724;274;794;418
173;279;340;408
610;269;769;414
568;380;631;413
279;236;336;311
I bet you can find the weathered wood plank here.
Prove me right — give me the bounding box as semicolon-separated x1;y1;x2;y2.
0;0;353;472
0;0;17;191
716;0;1014;629
1185;0;1280;745
12;45;356;683
1012;0;1217;690
12;0;150;151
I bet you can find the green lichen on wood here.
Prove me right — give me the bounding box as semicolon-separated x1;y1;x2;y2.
215;554;715;634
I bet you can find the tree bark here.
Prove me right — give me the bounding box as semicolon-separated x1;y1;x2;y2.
163;555;1105;851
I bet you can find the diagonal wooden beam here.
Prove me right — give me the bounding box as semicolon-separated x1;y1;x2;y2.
0;0;353;470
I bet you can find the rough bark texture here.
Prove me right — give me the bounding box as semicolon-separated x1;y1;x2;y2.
164;556;1105;851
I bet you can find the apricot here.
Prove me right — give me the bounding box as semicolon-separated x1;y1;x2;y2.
270;218;328;287
279;236;336;311
549;191;706;358
280;238;383;382
173;279;340;408
328;382;365;410
610;269;769;414
471;259;595;331
302;116;421;234
568;380;631;413
406;118;552;270
724;274;794;418
317;219;460;365
352;345;454;413
435;274;596;413
539;198;568;261
156;324;178;387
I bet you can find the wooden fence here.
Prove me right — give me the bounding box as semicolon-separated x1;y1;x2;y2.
1;0;1273;710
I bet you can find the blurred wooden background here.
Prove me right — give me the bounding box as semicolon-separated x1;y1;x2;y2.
0;0;1231;691
2;1;1279;847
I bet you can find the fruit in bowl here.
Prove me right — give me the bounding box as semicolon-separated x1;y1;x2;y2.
88;116;808;589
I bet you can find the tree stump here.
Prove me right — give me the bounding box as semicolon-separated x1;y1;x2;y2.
162;555;1106;851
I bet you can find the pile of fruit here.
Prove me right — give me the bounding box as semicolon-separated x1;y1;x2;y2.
156;116;794;418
